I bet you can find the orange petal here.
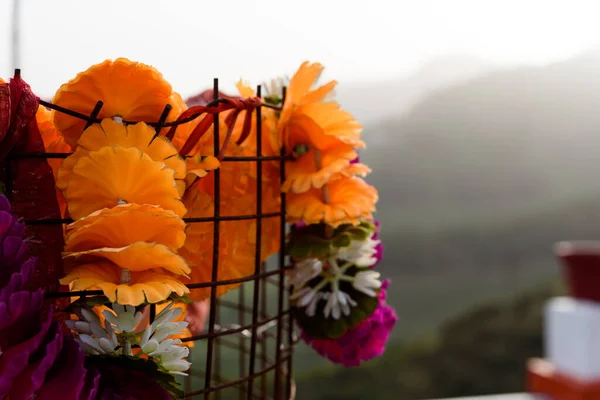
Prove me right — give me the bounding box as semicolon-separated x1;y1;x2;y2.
52;58;187;148
282;145;358;193
57;119;185;194
65;203;185;252
61;146;186;219
64;242;190;275
60;262;189;306
286;176;378;227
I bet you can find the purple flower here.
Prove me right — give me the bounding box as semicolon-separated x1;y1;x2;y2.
0;194;87;399
300;280;397;367
350;156;359;164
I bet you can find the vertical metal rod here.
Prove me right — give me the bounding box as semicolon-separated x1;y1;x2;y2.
274;86;287;400
204;79;221;400
149;304;156;324
11;0;21;72
238;284;247;399
260;263;268;395
247;85;263;400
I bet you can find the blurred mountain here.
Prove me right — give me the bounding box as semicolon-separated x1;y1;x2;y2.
360;49;600;228
335;55;494;128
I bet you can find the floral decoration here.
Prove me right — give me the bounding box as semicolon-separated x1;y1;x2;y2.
0;56;396;398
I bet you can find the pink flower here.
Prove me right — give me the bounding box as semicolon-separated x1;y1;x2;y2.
300;280;397;367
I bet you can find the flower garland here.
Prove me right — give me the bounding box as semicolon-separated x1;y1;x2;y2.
0;58;396;398
274;63;398;365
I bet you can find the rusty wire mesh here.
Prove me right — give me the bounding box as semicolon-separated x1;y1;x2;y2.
4;76;297;400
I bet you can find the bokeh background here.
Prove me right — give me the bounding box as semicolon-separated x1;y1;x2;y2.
3;0;600;398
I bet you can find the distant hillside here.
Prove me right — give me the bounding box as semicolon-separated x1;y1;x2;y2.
362;50;600;228
336;55;493;127
296;282;562;400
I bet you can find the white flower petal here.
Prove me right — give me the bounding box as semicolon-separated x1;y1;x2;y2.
81;308;100;324
141;338;160;354
162;360;191;372
79;334;104;354
306;293;320;317
98;337;116;354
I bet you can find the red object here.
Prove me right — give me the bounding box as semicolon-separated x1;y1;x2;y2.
555;241;600;304
0;72;67;309
164;95;262;157
528;358;600;400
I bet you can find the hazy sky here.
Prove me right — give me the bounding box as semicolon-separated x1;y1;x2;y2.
2;0;600;98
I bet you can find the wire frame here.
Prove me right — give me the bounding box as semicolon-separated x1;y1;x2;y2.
4;75;297;400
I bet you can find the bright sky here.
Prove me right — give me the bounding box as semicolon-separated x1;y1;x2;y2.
1;0;600;98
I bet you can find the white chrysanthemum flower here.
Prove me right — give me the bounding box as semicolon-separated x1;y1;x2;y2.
290;252;383;319
353;270;382;297
67;307;118;355
138;304;191;376
103;303;144;333
337;238;380;268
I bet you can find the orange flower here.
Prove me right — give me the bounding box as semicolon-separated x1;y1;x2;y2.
52;58;187;148
56;119;187;196
60;262;189;306
278;62;337;128
277;62;366;193
284;102;364;152
286;176;378;227
59;146;187;219
282;145;370;193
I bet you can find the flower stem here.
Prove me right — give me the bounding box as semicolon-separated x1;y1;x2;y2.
122;336;132;356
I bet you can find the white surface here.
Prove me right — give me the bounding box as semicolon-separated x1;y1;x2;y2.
545;296;600;380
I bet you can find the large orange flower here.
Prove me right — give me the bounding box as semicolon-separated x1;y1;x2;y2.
52;58;188;148
286;176;378;227
59;146;187;219
60;262;189;306
277;62;365;194
56;119;187;196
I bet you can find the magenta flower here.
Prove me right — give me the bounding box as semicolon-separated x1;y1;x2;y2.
0;194;88;399
300;280;397;367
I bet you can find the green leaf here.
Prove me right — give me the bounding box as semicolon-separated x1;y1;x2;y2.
85;354;185;399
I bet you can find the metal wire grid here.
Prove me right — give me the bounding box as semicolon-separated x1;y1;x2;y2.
3;74;297;400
